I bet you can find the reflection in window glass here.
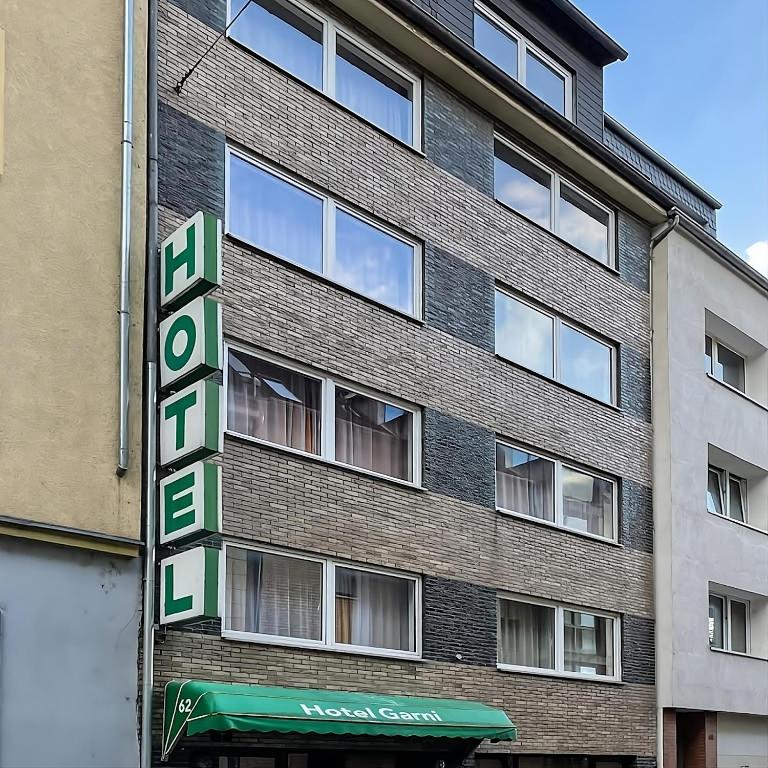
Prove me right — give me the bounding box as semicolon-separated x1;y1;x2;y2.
728;476;746;522
333;210;414;315
730;600;748;653
496;445;555;521
563;610;613;676
559;324;612;403
562;466;614;538
494;142;552;227
227;350;322;453
705;335;714;374
230;0;323;89
225;547;323;640
336;38;413;144
228;155;324;272
335;387;413;481
335;567;415;651
558;185;610;264
526;50;566;114
495;292;554;377
498;599;555;669
474;11;518;79
709;595;724;648
716;344;745;391
707;467;724;516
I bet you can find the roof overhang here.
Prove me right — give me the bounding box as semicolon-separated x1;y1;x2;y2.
330;0;673;226
162;680;518;760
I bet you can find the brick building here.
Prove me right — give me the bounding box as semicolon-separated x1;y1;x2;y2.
150;0;719;765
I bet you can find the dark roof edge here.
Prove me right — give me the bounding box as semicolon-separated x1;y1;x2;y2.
381;0;708;225
605;114;722;210
546;0;628;63
675;211;768;295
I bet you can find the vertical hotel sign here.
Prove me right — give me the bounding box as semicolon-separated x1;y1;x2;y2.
158;212;223;625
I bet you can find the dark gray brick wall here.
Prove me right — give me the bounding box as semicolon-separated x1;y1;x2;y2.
623;615;655;686
605;126;717;235
617;210;651;293
425;244;495;351
159;101;225;219
422;576;497;666
423;77;494;195
424;408;496;507
409;0;474;43
168;0;225;30
622;479;653;554
619;344;651;424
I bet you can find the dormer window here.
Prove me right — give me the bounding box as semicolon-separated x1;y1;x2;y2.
474;2;573;119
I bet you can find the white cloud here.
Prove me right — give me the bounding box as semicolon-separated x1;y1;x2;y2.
746;241;768;276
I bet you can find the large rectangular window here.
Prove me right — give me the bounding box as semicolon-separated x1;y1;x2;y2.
225;544;420;658
226;346;420;484
705;335;746;392
228;0;421;147
496;440;617;540
498;596;619;680
709;593;749;654
474;3;572;119
226;149;421;316
494;139;615;267
495;290;616;404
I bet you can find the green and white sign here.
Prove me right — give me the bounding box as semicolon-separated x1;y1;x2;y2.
160;547;219;625
160;379;223;468
159;296;222;390
161;211;222;310
160;461;222;545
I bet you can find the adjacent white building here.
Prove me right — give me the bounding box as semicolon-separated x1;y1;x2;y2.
653;216;768;767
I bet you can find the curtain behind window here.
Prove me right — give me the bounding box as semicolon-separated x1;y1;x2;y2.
334;568;413;651
496;446;554;520
498;600;554;669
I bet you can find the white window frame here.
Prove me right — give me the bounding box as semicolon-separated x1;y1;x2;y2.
225;146;423;319
707;465;748;524
495;288;617;405
709;592;750;655
705;334;746;392
493;136;616;267
474;2;573;120
495;439;618;542
224;342;423;487
221;541;422;660
497;594;621;682
226;0;423;149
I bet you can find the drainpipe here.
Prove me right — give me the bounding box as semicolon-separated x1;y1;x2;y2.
650;209;681;250
139;0;159;760
117;0;135;476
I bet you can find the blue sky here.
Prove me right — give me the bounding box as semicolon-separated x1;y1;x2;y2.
573;0;768;272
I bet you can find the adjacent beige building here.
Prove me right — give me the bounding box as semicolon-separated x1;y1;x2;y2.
0;1;146;765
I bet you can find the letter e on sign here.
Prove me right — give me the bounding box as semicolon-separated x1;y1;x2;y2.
160;461;222;545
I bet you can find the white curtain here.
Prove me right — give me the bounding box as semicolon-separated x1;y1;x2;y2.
226;548;322;641
563;611;611;675
335;392;411;481
228;351;320;454
496;452;554;520
335;568;412;651
499;601;554;668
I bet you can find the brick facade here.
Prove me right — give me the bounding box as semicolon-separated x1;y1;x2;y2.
155;0;656;762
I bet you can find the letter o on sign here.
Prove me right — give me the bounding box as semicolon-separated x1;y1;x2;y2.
164;313;197;372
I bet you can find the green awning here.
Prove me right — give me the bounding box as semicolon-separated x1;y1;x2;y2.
162;679;517;760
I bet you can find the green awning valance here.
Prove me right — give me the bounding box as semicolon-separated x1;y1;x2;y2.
162;679;517;759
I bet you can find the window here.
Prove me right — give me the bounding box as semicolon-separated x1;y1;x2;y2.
226;149;421;316
498;597;619;680
226;346;420;484
228;0;421;147
495;290;615;404
224;544;420;658
709;593;749;654
496;440;617;540
705;335;745;392
494;139;615;266
707;466;747;523
474;3;572;119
